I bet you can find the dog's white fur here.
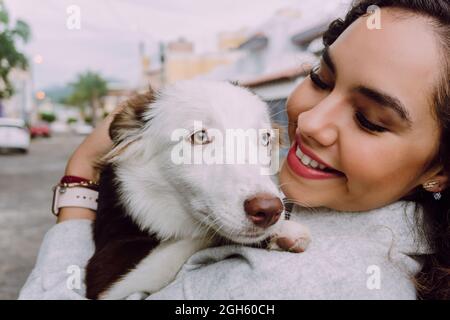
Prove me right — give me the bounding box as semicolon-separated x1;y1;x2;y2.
100;80;310;299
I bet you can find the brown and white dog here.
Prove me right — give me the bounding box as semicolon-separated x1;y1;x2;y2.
85;80;310;300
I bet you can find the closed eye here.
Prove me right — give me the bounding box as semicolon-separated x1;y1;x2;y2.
309;67;333;90
354;111;388;133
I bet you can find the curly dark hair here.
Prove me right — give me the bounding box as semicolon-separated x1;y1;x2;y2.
322;0;450;300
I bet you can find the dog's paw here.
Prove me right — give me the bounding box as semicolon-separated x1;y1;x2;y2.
267;220;311;253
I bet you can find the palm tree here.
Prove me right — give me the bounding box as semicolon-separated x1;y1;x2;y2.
65;71;108;127
0;0;31;116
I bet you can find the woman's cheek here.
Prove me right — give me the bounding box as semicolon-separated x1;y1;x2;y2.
347;145;413;196
340;143;384;188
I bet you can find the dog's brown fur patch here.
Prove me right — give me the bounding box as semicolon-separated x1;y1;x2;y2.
109;88;156;143
94;88;157;171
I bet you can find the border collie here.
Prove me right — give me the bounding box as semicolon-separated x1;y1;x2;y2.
85;80;311;300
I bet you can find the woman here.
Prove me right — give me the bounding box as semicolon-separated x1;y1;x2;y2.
19;0;450;299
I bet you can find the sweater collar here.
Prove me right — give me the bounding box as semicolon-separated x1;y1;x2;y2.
287;200;432;255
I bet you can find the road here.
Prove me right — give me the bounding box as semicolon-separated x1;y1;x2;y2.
0;134;84;299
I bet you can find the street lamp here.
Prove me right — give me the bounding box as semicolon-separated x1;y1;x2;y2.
33;54;43;65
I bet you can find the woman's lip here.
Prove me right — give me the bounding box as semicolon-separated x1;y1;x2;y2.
286;142;345;180
296;134;339;171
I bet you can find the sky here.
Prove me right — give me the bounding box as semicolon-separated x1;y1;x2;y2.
5;0;340;90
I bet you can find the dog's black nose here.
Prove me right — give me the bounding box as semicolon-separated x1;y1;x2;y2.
244;193;283;228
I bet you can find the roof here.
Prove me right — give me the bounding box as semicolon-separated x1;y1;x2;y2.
291;22;330;47
239;65;311;88
237;33;269;51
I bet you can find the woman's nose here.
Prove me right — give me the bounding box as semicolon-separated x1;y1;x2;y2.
297;98;341;147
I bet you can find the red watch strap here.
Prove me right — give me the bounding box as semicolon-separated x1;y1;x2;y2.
60;175;93;184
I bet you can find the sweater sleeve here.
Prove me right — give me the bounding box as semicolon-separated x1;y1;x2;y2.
148;236;421;300
18;220;95;300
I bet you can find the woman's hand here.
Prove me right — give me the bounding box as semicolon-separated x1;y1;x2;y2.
57;105;123;223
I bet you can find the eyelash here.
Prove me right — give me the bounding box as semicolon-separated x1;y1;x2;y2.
309;68;332;90
354;111;387;133
309;68;388;133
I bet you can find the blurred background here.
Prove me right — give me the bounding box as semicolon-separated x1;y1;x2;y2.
0;0;352;299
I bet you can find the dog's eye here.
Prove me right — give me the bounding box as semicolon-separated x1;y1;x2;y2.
191;129;212;145
261;132;271;147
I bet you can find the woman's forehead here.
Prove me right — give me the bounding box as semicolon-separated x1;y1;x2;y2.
329;8;441;127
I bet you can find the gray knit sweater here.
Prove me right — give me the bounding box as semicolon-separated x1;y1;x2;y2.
18;200;430;300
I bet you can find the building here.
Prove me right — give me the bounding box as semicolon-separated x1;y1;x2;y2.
138;37;244;90
167;37;194;53
165;51;242;85
1;68;34;122
103;80;137;114
217;28;249;51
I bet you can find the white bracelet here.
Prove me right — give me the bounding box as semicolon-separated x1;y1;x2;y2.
52;185;99;216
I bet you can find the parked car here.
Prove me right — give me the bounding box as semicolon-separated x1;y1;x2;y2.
73;123;93;135
50;122;70;134
0;118;30;153
30;122;51;138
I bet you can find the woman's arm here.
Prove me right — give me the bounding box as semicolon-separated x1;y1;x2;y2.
57;106;123;223
19;106;124;299
18;220;94;299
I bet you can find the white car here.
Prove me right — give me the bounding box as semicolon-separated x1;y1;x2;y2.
73;123;93;135
0;118;30;153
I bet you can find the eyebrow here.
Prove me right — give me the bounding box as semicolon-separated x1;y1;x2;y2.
355;86;413;127
321;46;412;127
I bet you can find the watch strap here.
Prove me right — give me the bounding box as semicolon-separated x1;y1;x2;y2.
52;186;99;216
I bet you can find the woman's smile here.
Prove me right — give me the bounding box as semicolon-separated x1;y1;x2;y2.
286;133;345;180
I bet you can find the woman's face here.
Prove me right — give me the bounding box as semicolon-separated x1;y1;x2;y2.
279;8;444;211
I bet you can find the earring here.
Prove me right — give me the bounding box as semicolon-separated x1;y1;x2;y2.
423;181;439;190
422;181;442;200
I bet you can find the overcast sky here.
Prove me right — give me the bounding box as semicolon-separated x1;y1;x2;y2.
5;0;338;90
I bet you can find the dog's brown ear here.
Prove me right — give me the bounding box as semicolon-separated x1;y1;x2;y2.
109;88;156;143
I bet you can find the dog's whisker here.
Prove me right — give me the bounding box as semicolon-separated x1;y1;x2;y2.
201;215;224;243
277;182;292;190
203;217;217;240
283;198;319;213
270;115;287;123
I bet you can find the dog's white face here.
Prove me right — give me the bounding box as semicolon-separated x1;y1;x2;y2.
108;80;284;244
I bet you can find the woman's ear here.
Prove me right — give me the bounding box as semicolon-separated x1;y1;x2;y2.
422;169;449;193
109;88;156;144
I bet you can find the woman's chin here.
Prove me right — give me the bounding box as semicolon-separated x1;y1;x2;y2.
279;162;319;206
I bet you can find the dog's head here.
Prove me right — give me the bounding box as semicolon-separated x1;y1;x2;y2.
105;80;285;244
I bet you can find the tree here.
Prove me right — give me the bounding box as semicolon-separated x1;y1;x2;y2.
0;0;31;116
65;71;108;127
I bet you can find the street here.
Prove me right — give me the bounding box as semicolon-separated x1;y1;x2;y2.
0;134;84;299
